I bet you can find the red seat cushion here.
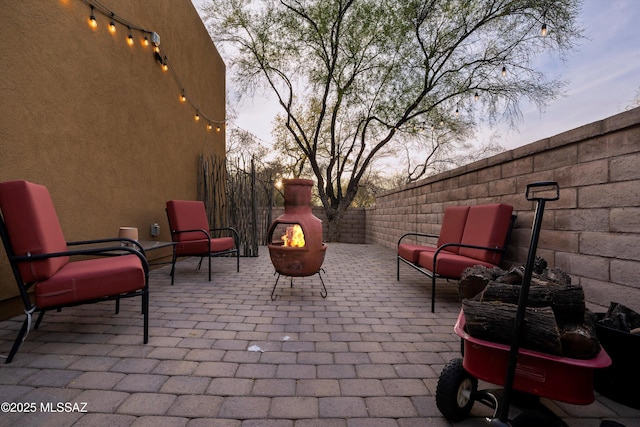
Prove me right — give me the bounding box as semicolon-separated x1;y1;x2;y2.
398;243;436;263
458;204;513;265
34;255;145;308
397;206;470;262
175;236;236;256
0;180;69;282
417;251;497;279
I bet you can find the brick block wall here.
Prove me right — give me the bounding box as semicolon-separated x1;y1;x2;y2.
365;107;640;311
261;207;366;244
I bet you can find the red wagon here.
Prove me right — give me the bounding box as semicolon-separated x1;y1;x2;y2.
435;182;613;426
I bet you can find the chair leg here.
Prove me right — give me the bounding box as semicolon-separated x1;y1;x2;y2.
34;310;46;329
170;250;177;286
397;256;400;281
431;274;436;313
6;315;29;364
208;253;211;281
142;289;149;344
236;249;240;272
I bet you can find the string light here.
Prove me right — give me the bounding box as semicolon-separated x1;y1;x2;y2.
89;6;97;29
541;23;547;37
80;0;226;133
474;92;479;101
502;66;507;77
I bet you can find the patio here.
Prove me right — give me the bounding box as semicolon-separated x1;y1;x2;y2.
0;243;638;426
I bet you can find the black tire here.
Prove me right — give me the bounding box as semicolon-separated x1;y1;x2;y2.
436;358;478;421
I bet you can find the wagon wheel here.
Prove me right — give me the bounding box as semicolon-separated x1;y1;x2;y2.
436;358;478;421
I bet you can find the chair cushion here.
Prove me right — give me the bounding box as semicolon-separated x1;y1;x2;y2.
34;255;145;308
166;200;210;242
458;204;513;264
436;206;470;253
397;206;470;263
398;243;436;263
175;237;235;256
0;180;69;283
417;251;497;279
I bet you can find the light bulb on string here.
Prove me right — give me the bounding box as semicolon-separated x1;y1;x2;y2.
89;6;97;29
162;56;168;71
109;21;116;33
207;123;213;131
127;27;134;46
216;125;221;132
180;90;186;103
474;92;479;102
541;23;547;37
143;36;149;47
502;66;507;77
195;112;200;122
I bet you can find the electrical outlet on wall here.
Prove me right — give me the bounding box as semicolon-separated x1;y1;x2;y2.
150;223;160;237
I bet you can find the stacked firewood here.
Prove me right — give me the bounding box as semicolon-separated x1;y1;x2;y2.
459;258;600;359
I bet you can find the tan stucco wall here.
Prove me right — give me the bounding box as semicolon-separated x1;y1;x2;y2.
0;0;226;316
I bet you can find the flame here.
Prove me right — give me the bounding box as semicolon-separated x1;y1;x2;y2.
282;224;305;247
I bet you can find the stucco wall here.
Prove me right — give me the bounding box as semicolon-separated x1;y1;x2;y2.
366;107;640;312
0;0;226;316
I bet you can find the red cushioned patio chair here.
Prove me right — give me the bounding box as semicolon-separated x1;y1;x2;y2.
0;180;149;363
398;203;515;312
398;205;471;280
166;200;239;285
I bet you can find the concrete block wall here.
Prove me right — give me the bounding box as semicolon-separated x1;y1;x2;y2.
365;107;640;312
261;207;366;244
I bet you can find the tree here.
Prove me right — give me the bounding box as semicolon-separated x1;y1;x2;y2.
202;0;582;241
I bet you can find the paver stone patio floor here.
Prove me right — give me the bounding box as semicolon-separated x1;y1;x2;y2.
0;243;638;426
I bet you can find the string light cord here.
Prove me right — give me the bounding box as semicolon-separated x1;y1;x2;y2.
79;0;226;130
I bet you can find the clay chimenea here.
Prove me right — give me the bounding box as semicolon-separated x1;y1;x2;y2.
267;178;328;298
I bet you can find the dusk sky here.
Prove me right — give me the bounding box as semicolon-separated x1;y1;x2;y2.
195;0;640;153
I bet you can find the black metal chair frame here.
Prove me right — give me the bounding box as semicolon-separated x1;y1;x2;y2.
0;215;149;364
166;210;240;285
397;214;517;313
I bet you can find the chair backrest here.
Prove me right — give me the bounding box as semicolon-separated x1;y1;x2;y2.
0;180;69;283
437;206;470;254
166;200;210;242
459;203;514;265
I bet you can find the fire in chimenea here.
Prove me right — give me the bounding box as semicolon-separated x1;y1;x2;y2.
282;224;305;247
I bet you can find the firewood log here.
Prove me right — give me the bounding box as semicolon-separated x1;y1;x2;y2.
462;299;563;356
474;281;585;324
559;311;599;359
458;265;506;299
